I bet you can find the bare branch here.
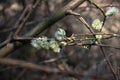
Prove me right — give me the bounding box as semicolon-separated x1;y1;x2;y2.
0;0;86;57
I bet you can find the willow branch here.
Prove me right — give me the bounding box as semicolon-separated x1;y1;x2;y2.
0;58;112;80
0;0;86;57
0;58;60;73
88;0;106;32
25;0;86;37
67;10;117;80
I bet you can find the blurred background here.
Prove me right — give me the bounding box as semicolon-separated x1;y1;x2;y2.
0;0;120;80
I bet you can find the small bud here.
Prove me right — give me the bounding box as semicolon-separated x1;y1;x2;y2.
31;39;41;49
60;41;67;46
105;7;119;16
31;36;49;50
95;34;102;39
82;45;88;49
49;40;60;53
55;28;66;41
92;19;103;31
53;48;60;53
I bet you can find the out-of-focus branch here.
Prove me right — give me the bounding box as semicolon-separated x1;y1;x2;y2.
67;10;118;80
0;58;112;80
0;58;60;73
0;42;22;57
88;0;106;32
0;0;86;57
25;0;86;37
0;43;14;57
14;0;42;38
82;54;113;80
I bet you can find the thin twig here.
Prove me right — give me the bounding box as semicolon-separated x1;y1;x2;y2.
14;0;42;38
0;58;113;80
0;0;86;56
14;6;29;30
0;32;13;47
14;6;33;38
95;44;120;50
88;0;106;32
0;58;60;73
67;10;118;80
83;53;113;80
